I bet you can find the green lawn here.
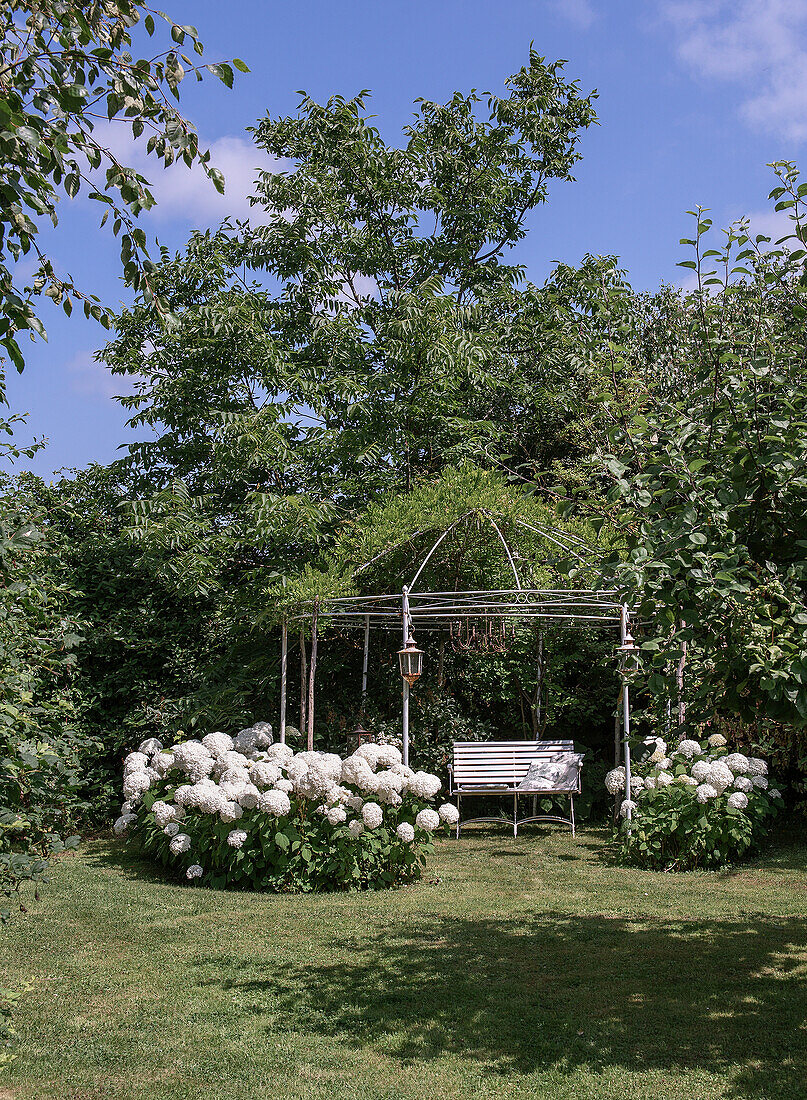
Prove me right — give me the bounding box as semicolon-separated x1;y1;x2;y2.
2;827;806;1100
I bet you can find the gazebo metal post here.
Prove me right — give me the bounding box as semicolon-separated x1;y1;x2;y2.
620;603;633;829
402;587;410;767
306;599;319;751
361;614;370;711
279;617;288;743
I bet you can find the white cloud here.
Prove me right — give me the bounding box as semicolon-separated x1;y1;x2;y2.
85;123;283;226
66;350;139;399
661;1;807;142
547;0;597;30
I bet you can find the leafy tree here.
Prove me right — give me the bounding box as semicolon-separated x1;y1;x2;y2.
600;163;807;787
0;472;86;918
0;0;247;373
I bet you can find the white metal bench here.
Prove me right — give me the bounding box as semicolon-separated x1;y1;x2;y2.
448;739;583;838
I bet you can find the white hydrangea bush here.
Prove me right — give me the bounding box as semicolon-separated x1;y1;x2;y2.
114;724;455;891
605;733;782;871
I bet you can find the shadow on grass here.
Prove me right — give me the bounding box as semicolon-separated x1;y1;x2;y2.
82;837;180;887
199;910;807;1099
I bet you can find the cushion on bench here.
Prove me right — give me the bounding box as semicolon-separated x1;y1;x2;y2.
517;752;583;792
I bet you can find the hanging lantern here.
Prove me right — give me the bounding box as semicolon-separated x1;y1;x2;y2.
398;632;424;686
348;719;375;754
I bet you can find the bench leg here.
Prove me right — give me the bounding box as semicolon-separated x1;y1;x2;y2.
456;794;461;840
513;792;518;838
570;793;576;838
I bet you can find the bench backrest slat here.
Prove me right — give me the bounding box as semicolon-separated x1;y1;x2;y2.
452;740;577;788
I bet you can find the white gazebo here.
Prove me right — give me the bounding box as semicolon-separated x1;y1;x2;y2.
278;508;639;818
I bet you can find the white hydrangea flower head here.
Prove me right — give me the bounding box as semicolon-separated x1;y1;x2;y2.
696;783;718;803
163;822;180;837
706;762;733;795
619;799;637;818
643;775;658;789
122;771;152;801
770;788;783;799
124;751;149;773
113;813;137;835
679;775;698;786
173;784;194;806
657;757;673;771
407;771;442;800
258;789;291;816
375;745;403;768
185;864;203;880
237;784;261;809
185;779;225;814
629;776;645;792
361;802;384;830
348;818;365;838
438;803;460;825
169;833;192;854
676;739;702;759
656;771;674;787
375;769;404;794
172;741;215;782
120;800;133;815
648;748;665;765
153;751;176;775
691;760;711;783
707;733;727;748
415;808;440;832
264;743;294;766
202;732;234;757
274;778;293;794
233;727;261;753
217;750;249;773
219;800;244;823
218;766;249;789
295;759;340;800
227;829;248;848
733;776;753;793
341;754;378;792
249;761;282;789
724;753;750;775
347;793;364;812
326;806;347;826
327;785;352;806
727;792;749;810
354;743;385;770
605;767;626;795
751;775;769;790
152;800;177;828
396;822;415;843
138;738;163;756
747;758;768;777
250;721;274;746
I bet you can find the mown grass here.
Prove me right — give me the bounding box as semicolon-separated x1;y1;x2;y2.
2;826;806;1100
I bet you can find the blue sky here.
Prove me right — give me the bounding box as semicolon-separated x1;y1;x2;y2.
6;0;806;478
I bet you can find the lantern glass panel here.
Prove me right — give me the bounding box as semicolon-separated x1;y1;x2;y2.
398;644;424;685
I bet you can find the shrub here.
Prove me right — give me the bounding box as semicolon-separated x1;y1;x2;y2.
606;734;782;870
116;722;457;891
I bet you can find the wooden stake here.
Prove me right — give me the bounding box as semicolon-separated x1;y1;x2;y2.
299;629;307;734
